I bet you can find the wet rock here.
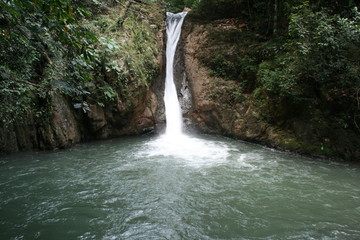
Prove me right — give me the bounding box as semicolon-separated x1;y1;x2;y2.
87;104;107;134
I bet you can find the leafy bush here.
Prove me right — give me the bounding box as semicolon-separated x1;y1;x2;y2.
255;3;360;126
148;0;200;12
0;0;97;125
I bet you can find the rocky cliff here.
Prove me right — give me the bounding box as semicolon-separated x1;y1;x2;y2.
181;18;360;161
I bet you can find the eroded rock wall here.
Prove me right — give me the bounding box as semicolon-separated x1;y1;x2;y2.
0;95;81;153
0;84;159;154
182;20;360;161
183;23;268;138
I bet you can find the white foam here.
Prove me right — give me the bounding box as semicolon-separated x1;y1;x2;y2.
139;134;231;167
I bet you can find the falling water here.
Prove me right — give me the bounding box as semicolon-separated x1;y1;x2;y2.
152;11;230;159
164;12;187;136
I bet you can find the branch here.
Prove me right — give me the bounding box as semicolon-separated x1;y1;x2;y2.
18;80;43;88
354;115;360;132
2;71;48;91
128;0;146;4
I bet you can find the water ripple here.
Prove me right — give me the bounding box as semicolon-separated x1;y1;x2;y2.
1;135;360;239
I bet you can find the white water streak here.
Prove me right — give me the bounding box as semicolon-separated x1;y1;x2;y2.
164;12;187;136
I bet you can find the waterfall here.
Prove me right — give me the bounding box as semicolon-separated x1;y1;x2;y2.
164;12;187;137
144;12;230;160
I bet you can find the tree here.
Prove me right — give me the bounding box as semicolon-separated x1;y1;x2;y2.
0;0;96;124
256;3;360;127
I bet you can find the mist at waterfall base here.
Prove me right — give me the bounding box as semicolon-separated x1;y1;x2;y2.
1;13;360;240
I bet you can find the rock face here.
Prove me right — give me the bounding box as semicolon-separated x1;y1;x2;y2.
38;95;81;150
182;23;266;138
0;95;81;153
181;20;360;161
0;86;158;154
84;87;157;139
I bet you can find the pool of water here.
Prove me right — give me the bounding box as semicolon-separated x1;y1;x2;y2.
1;134;359;239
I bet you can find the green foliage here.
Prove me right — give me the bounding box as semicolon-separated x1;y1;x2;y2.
288;3;360;90
209;55;233;79
257;58;301;100
81;3;161;106
200;1;360;129
203;28;262;93
100;85;117;101
192;0;358;34
209;54;258;90
0;0;97;125
149;0;200;12
254;3;360;126
192;0;241;20
0;0;163;125
184;0;201;9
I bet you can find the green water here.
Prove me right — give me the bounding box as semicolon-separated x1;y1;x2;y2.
0;134;359;239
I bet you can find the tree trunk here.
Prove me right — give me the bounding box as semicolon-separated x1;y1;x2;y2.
273;0;278;34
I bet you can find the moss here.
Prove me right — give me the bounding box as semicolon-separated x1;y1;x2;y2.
80;2;164;106
275;134;335;158
279;138;302;151
301;143;334;157
195;21;272;94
